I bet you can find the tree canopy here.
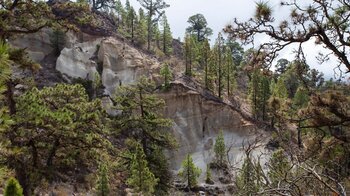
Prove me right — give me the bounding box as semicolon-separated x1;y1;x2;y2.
137;0;170;51
186;13;213;42
224;0;350;74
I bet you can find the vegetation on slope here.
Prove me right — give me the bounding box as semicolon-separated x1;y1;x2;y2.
0;0;349;195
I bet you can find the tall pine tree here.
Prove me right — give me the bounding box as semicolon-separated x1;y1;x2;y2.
135;8;147;46
127;142;158;195
213;33;224;98
96;163;109;196
178;154;201;189
113;77;176;193
201;39;211;89
214;131;226;167
161;15;172;55
137;0;169;51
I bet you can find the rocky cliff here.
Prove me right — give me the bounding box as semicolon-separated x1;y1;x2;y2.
160;82;267;175
9;29;268;186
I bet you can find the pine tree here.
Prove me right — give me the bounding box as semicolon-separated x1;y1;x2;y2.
293;86;309;108
214;131;226;167
135;8;147;46
1;84;111;195
205;164;214;184
161;15;172;56
184;34;193;76
126;6;137;42
259;75;270;121
125;0;131;12
147;145;172;195
207;47;218;92
248;69;271;120
213;33;225;98
0;41;12;134
137;0;170;51
127;142;158;195
248;69;260;119
268;77;289;128
115;0;127;28
267;149;291;188
224;46;236;96
96;163;109;196
186;14;213;42
153;23;161;50
4;177;23;196
226;39;244;69
160;63;172;90
236;157;261;195
114;77;176;193
275;58;290;77
114;77;176;152
201;39;211;89
178;154;201;189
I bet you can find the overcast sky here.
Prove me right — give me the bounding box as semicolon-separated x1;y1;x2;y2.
121;0;347;80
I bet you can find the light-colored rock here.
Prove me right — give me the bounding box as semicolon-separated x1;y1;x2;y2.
159;83;267;180
9;28;53;62
56;39;101;80
98;38;160;95
56;36;160;96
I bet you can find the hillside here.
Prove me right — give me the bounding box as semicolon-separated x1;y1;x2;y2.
1;0;349;195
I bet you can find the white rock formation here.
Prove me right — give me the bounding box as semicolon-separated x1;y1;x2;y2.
159;83;267;177
56;39;101;81
97;38;160;95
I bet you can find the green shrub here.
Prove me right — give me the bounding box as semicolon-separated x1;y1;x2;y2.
4;177;23;196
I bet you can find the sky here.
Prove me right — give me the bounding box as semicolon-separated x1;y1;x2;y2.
121;0;347;80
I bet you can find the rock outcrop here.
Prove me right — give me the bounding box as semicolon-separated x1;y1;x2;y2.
97;38;160;95
56;34;160;95
159;82;266;175
9;28;54;63
56;39;101;81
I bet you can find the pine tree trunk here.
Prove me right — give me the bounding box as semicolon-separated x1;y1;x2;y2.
227;69;230;96
163;26;166;54
147;3;153;51
297;121;302;148
47;139;60;167
218;52;222;98
205;59;208;89
6;80;16;115
29;140;38;168
17;166;32;196
131;16;134;43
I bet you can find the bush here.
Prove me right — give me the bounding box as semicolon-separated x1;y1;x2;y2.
4;177;23;196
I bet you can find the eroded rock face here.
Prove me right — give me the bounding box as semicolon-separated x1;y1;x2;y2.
56;36;160;95
56;39;101;81
97;38;160;95
9;28;54;63
159;83;263;176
